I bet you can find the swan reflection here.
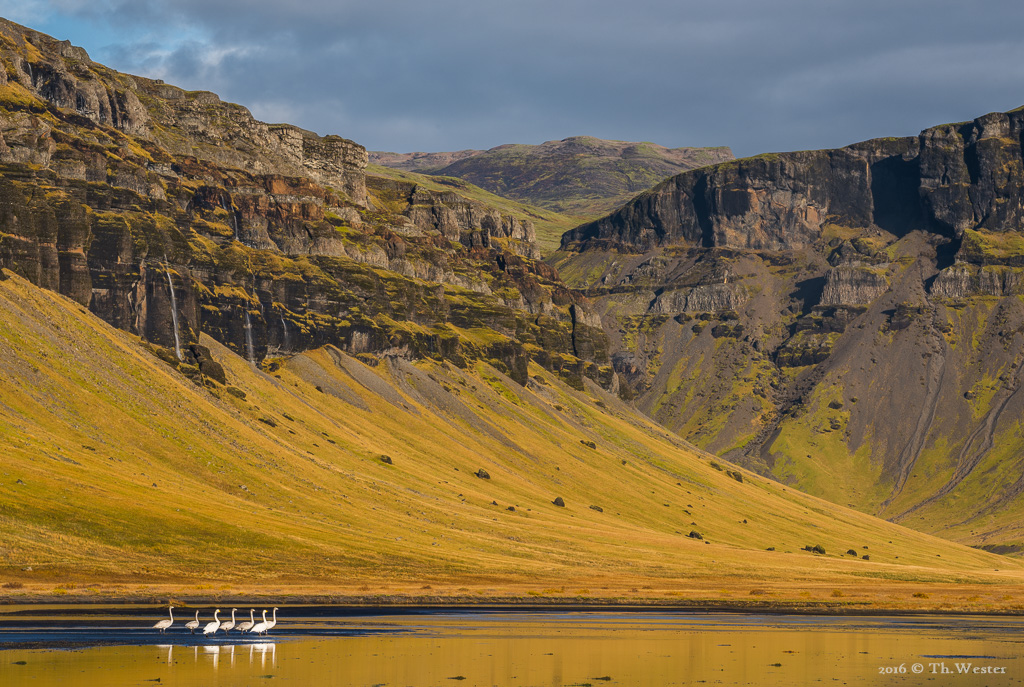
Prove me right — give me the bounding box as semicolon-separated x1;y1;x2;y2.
202;644;220;670
249;642;276;669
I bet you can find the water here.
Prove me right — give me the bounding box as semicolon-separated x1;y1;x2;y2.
243;307;256;365
163;259;182;361
222;196;239;241
1;608;1023;686
280;314;291;350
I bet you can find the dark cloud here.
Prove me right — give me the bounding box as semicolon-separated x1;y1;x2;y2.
13;0;1024;155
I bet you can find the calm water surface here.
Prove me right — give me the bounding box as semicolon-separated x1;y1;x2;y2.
1;606;1023;686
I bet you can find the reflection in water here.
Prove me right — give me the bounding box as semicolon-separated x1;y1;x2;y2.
1;612;1023;686
250;642;276;670
202;644;219;670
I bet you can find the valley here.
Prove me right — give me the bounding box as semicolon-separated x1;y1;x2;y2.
0;15;1022;609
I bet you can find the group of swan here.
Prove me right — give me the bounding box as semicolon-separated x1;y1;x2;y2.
152;606;279;636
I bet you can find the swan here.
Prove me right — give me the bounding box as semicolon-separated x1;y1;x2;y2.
219;608;237;634
202;609;221;636
265;607;279;633
185;610;200;634
237;608;256;633
250;609;269;635
152;606;174;633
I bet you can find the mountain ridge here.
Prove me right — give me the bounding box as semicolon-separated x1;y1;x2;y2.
0;16;612;396
554;105;1024;552
371;136;734;223
2;12;1024;596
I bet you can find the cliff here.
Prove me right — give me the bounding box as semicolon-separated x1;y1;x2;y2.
0;18;611;390
554;106;1024;551
562;108;1024;255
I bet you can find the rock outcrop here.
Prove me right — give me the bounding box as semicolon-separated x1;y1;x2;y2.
819;266;890;306
930;263;1024;298
369;177;540;260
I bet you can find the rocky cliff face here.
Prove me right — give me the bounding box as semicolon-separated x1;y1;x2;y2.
368;177;540;260
0;19;611;390
563;107;1024;254
555;105;1024;551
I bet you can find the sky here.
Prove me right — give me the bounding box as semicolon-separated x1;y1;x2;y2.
3;0;1024;157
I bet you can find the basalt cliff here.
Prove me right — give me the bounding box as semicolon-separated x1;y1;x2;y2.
555;106;1024;550
0;19;611;391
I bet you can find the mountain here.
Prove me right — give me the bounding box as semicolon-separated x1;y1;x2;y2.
554;107;1024;553
0;17;610;396
370;138;734;247
1;17;1020;601
1;269;1018;599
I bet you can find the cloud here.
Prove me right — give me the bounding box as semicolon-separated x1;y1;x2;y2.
12;0;1024;156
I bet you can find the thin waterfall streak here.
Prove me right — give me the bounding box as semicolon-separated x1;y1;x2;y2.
244;308;256;365
164;260;182;361
223;196;239;241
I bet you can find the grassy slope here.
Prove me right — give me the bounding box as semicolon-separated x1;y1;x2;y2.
553;230;1024;553
1;272;1022;607
365;164;583;255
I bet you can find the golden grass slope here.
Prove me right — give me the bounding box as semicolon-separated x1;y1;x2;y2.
0;272;1022;605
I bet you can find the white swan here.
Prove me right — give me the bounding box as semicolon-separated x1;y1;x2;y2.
250;609;269;635
265;607;279;633
152;606;174;633
219;608;237;634
202;609;221;636
237;608;256;633
185;610;200;634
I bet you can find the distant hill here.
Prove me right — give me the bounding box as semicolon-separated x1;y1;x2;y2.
370;137;734;218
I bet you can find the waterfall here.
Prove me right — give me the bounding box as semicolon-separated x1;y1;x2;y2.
280;315;291;350
244;307;256;365
163;260;182;361
222;196;239;241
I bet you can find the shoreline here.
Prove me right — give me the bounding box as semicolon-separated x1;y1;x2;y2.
4;603;1024;654
3;597;1024;617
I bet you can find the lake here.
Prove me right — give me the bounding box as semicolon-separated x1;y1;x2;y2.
1;606;1022;686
